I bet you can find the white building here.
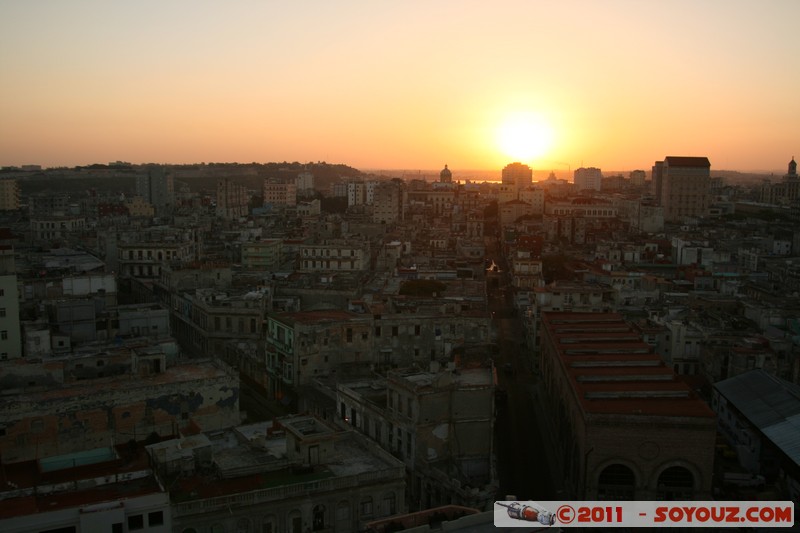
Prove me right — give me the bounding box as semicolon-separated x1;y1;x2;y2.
518;187;545;215
574;167;602;191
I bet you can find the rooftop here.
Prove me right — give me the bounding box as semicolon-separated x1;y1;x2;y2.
160;419;404;517
541;312;715;419
664;156;711;168
0;441;162;520
715;370;800;467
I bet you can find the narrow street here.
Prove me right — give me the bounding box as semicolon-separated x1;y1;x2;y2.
489;240;558;502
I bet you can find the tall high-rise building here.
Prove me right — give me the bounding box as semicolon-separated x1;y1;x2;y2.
136;166;174;216
573;167;602;191
659;156;711;222
629;169;646;187
263;180;298;207
0;179;19;211
502;162;533;200
372;180;405;224
216;178;250;220
652;161;665;205
501;162;533;191
0;229;21;361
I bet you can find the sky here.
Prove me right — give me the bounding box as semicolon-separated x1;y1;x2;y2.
1;0;799;174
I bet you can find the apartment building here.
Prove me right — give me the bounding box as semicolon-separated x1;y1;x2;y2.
155;416;406;533
299;241;370;272
242;239;283;270
30;215;87;243
0;179;19;211
216;177;250;220
372;180;405;224
337;366;496;511
658;156;711;222
117;230;197;279
263;180;298;207
573;167;602;191
0;356;239;463
170;288;267;358
136;165;174;216
0;444;171;533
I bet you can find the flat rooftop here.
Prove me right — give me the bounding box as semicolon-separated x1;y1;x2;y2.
389;368;493;389
4;359;231;404
164;419;402;506
0;441;162;520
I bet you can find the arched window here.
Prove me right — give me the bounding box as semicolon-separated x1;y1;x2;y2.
383;492;396;515
336;500;350;521
313;504;326;531
261;515;277;533
236;517;251;533
597;463;636;500
288;510;302;533
657;466;694;500
360;497;374;517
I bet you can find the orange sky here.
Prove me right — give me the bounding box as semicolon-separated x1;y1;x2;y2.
1;1;798;173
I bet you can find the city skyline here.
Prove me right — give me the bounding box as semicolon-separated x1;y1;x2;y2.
1;1;799;172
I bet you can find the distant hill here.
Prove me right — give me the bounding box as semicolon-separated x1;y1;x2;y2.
12;162;364;197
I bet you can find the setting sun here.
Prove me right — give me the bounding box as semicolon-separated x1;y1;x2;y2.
496;114;554;163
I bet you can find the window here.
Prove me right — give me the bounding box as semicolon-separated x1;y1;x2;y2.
383;492;396;515
148;511;164;527
0;331;7;340
261;516;276;533
0;308;5;317
112;523;123;533
392;326;398;337
336;501;350;520
128;514;144;531
361;497;373;516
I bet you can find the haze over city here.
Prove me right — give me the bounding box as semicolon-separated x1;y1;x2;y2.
1;0;799;172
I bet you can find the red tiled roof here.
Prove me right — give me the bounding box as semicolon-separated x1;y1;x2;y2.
541;312;715;419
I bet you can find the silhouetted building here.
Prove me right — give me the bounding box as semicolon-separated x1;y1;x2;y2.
439;164;452;184
573;167;602;191
136;166;174;216
501;162;532;190
659;156;711;222
760;157;800;206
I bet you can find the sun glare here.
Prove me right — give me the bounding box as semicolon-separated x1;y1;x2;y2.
496;115;554;162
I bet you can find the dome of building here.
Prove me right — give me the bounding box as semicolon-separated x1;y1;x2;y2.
440;164;452;183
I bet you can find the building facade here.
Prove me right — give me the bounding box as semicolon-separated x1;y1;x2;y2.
539;312;716;500
658;156;711;222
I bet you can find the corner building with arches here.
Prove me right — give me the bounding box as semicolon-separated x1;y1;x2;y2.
539;312;716;500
